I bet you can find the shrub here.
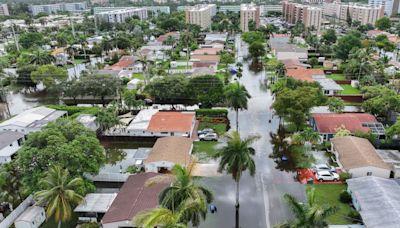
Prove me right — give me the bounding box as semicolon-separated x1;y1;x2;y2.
339;172;351;181
80;222;100;228
339;190;352;203
196;108;228;117
47;105;100;116
348;210;362;223
126;165;139;174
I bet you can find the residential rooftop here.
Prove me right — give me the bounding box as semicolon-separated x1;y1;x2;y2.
74;193;117;213
0;131;24;151
145;136;193;166
147;112;195;133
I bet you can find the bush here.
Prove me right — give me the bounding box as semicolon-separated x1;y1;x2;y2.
47;105;100;116
339;172;351;181
339;190;352;203
80;222;100;228
348;210;362;223
196;109;228;117
126;165;139;174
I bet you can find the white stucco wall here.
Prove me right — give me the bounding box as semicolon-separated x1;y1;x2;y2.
145;161;176;173
0;139;22;164
349;166;391;178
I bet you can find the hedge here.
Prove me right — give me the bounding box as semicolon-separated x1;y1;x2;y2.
46;105;100;117
195;109;228;117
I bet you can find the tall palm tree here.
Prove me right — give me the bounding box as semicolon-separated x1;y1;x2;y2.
34;166;84;228
299;127;320;146
214;131;259;228
277;188;337;228
28;50;55;65
224;82;251;131
157;165;213;227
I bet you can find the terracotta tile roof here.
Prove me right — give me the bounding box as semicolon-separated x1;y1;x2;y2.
191;54;220;63
331;136;391;170
193;48;222;55
280;59;308;69
145;136;192;166
101;173;169;225
147;112;195;133
312;113;379;134
192;62;217;68
286;69;325;81
156;32;179;43
105;56;136;70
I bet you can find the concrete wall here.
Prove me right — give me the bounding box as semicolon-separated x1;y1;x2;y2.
349;166;391;178
145;160;176;173
0;139;22;164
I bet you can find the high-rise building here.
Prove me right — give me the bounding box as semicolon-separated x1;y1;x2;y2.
282;2;322;31
0;4;10;16
29;2;87;16
185;4;217;29
368;0;400;16
323;2;384;25
95;7;148;23
240;3;260;32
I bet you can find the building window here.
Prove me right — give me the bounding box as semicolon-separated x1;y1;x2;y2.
367;172;372;176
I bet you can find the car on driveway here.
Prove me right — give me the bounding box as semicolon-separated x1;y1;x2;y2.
315;170;340;182
199;133;218;141
312;164;336;173
198;128;214;136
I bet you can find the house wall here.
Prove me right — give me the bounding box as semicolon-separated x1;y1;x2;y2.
0;126;33;134
102;220;133;228
0;139;22;164
14;207;45;228
145;161;177;173
349;166;391;178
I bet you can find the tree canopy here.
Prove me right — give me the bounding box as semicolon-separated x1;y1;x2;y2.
188;75;224;108
31;64;68;89
145;75;190;103
334;31;362;60
375;17;391;30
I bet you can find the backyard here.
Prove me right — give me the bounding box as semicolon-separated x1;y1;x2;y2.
132;73;144;80
327;74;346;81
309;184;356;225
339;85;361;95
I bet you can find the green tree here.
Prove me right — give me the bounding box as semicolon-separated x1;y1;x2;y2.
361;86;400;120
386;118;400;140
188;75;224;108
80;74;121;106
95;107;121;132
375;17;391;30
0;163;26;208
224;82;251;130
62;80;82;105
158;165;213;227
145;75;189;104
214;131;258;228
16;64;37;87
308;57;318;67
123;90;143;110
334;31;362;60
34;166;84;228
248;41;265;61
248;20;257;31
327;97;345;113
15;119;105;193
31;64;68;89
241;31;264;44
27;50;56;65
18;32;45;49
321;29;337;45
277;188;337;228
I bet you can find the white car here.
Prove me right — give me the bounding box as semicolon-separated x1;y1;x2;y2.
199;133;218;141
312;164;336;173
315;171;340;182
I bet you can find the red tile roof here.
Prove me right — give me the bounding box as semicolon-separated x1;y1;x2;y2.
286;69;325;81
192;62;217;68
312;113;379;134
105;56;136;71
156;32;179;43
191;54;220;63
101;173;168;225
193;48;222;55
147;112;195;133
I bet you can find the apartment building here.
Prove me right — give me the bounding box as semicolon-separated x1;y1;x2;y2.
95;7;148;23
0;4;10;16
240;3;260;32
185;4;217;29
323;2;384;25
368;0;400;16
29;2;87;16
282;2;322;31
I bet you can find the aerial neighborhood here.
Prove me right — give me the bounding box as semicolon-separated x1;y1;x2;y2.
0;0;400;227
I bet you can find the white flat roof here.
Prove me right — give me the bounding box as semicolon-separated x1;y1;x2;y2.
127;109;158;131
74;193;117;213
15;206;44;223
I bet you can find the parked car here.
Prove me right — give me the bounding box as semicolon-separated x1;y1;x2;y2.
198;128;214;136
312;164;336;173
199;133;218;141
315;171;340;182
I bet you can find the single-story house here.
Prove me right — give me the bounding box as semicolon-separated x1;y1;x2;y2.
145;136;193;173
14;206;46;228
190;54;220;64
74;193;117;222
192;48;223;55
331;136;391;178
313;76;343;96
268;36;308;61
101;173;169;228
0;131;25;164
0;106;67;134
375;149;400;178
310;106;363;114
156;31;180;44
105;56;143;72
280;59;310;69
127;78;142;90
204;33;228;45
347;176;400;228
310;113;385;141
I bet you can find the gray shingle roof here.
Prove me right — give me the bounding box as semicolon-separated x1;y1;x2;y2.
0;131;24;150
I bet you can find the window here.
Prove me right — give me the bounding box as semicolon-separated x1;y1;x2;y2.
367;172;372;176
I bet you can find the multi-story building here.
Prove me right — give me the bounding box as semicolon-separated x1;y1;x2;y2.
90;0;109;6
282;2;322;31
323;2;384;25
240;3;260;32
95;7;148;23
29;2;87;16
0;4;10;16
368;0;400;16
185;4;217;29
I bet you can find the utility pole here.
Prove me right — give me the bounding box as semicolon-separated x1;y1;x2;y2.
70;16;76;38
11;24;20;52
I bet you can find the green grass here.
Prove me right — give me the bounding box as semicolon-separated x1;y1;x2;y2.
176;65;192;69
132;73;144;80
198;122;227;135
327;74;346;80
309;184;354;225
193;141;219;158
217;64;226;70
73;59;86;64
215;72;226;82
339;85;361;95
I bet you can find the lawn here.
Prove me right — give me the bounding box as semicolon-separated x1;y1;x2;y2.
193;141;219;158
339;85;361;95
132;73;144;80
327;74;346;80
215;72;226;82
217;64;226;70
198;122;227;135
176;65;192;69
73;59;86;64
309;184;355;225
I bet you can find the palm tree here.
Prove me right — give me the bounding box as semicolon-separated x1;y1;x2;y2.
157;165;213;227
34;166;84;228
28;50;55;65
278;188;337;228
214;131;259;228
224;82;251;131
299;127;320;147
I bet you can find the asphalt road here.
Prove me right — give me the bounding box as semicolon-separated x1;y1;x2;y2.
198;35;305;228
